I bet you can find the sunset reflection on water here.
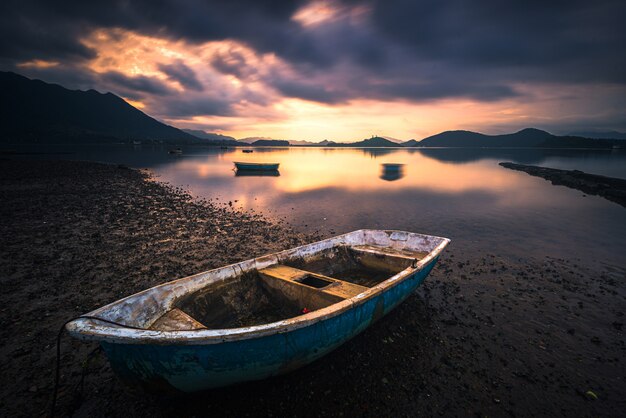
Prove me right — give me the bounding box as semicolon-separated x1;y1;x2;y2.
149;146;626;265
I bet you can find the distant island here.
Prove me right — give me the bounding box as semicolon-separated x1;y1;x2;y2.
1;71;625;149
250;139;290;146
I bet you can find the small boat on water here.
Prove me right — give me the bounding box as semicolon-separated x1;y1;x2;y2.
234;162;280;171
168;148;183;155
66;229;450;392
242;149;254;153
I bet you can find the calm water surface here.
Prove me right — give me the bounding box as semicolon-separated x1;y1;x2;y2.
16;145;626;266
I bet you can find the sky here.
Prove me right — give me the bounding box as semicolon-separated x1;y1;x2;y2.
1;0;625;141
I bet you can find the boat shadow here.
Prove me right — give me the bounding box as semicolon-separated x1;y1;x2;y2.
234;170;280;177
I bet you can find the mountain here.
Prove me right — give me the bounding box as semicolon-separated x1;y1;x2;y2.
411;128;621;148
321;136;403;147
182;129;238;144
380;136;404;144
238;136;273;144
0;71;197;144
568;131;626;140
417;128;552;148
351;136;403;147
402;139;420;147
251;139;290;146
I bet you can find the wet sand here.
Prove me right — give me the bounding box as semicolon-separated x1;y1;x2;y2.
0;160;624;417
500;162;626;207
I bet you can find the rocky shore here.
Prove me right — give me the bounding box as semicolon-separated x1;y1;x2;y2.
0;159;624;417
500;162;626;207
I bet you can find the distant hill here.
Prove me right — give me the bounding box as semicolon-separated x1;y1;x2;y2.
402;139;419;147
0;71;197;144
238;136;274;144
417;128;552;148
182;129;238;145
412;128;620;148
353;136;403;147
380;136;403;144
318;136;403;148
251;139;290;146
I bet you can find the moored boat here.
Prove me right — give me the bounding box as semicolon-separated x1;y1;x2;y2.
242;149;254;153
66;229;450;392
168;148;183;154
234;162;280;171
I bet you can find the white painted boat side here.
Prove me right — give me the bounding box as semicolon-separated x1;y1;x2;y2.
66;229;450;345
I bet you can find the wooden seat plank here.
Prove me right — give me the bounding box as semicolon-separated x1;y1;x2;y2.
150;308;206;331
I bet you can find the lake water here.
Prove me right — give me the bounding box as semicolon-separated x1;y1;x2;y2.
12;145;626;266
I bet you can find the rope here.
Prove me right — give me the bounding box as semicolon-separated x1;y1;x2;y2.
49;316;145;418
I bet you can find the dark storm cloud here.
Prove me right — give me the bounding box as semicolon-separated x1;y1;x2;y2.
155;96;233;118
1;0;625;109
158;61;204;91
0;1;96;62
272;80;348;104
0;0;300;59
101;71;173;97
210;50;255;79
271;73;518;104
368;0;626;84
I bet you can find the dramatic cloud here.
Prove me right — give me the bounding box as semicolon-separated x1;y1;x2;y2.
1;0;624;139
101;71;173;97
158;60;204;92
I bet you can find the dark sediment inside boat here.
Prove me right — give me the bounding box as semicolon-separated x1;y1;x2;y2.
0;159;624;417
500;161;626;207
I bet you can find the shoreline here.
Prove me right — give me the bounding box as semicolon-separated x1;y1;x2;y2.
0;159;624;417
500;162;626;207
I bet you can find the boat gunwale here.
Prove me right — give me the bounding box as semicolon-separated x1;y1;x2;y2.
66;229;450;345
233;162;280;168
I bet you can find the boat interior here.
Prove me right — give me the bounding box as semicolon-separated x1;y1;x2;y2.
149;245;426;331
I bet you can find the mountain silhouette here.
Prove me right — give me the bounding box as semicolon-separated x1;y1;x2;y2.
416;128;552;147
251;139;290;146
0;71;196;144
181;129;239;145
316;136;403;147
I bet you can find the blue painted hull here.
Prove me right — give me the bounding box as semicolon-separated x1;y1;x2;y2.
234;162;279;171
100;257;438;392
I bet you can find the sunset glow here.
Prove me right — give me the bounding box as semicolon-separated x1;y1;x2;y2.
5;0;625;140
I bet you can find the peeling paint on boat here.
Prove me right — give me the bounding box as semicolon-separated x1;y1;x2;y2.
66;229;450;391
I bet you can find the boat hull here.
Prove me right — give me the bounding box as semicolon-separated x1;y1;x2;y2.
234;162;280;171
100;257;438;392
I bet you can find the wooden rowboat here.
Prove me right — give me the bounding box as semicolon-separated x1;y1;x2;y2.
234;162;280;171
66;229;450;392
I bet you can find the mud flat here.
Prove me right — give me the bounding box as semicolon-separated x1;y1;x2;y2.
500;161;626;207
0;159;624;417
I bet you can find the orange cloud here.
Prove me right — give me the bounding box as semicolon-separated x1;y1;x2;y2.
69;27;626;141
17;59;59;69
